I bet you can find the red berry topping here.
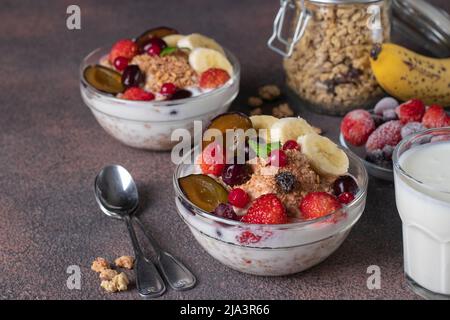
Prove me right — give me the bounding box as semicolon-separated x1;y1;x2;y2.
341;109;376;146
338;192;355;205
422;105;450;128
282;140;300;151
144;38;167;56
199;68;231;89
122;87;155;101
267;149;287;167
213;203;238;221
241;194;287;225
299;192;342;220
113;56;129;71
200;142;225;176
365;120;403;152
228;188;250;208
160;82;177;95
396;99;426;124
109;39;138;64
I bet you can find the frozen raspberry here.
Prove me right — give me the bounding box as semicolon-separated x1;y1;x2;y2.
374;97;399;115
338;192;355;205
228;188;250;208
109;39;139;64
199;68;231;89
365;120;403;152
422;105;450;128
213;203;238;221
200;142;225;176
299;192;342;220
341;109;376;146
275;171;296;193
396;99;425;124
122;87;155;101
241;194;287;225
401;122;426;139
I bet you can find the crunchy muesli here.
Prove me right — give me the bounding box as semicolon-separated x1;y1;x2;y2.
99;268;118;281
100;272;129;293
272;103;294;118
115;256;135;270
91;257;109;273
258;85;281;101
248;96;263;108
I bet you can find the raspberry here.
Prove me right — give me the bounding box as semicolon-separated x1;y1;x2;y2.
365;120;403;152
282;140;300;151
341;109;376;146
200;142;225;176
228;188;250;208
199;68;231;89
122;87;155;101
241;194;287;224
275;171;296;193
299;192;342;220
396;99;425;124
267;149;287;167
109;39;139;64
338;192;355;205
422;105;450;128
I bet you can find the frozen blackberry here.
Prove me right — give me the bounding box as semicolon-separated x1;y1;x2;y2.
366;149;392;168
275;172;296;193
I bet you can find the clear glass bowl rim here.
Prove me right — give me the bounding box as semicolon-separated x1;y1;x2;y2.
173;145;369;230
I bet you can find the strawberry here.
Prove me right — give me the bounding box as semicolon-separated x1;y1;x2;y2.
340;109;376;146
200;142;225;176
241;194;287;224
365;120;403;152
109;39;139;64
395;99;425;124
199;68;231;89
422;105;450;128
299;192;342;220
122;87;155;101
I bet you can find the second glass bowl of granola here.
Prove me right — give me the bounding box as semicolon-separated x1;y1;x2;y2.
173;114;369;276
80;27;240;150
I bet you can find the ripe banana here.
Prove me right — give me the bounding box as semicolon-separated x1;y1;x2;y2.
370;43;450;106
189;48;233;76
178;33;225;55
250;115;278;142
270;117;317;144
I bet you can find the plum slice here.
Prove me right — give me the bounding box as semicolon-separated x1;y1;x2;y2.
84;65;124;94
179;174;228;213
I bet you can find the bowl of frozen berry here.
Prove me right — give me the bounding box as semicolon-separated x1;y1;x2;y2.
340;97;450;181
173;112;368;276
80;27;240;150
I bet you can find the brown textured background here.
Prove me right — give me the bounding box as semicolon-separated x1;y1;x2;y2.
0;0;448;300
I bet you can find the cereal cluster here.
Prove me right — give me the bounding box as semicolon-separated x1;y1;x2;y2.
284;1;390;114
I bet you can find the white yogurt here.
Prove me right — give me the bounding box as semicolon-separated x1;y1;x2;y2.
394;141;450;296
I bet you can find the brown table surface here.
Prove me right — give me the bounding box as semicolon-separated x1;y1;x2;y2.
1;0;448;300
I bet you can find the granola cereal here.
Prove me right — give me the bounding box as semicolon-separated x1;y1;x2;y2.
91;257;109;273
100;272;129;293
284;1;390;115
258;85;281;101
99;268;118;281
248;96;263;108
272;103;294;118
250;107;263;116
115;256;135;270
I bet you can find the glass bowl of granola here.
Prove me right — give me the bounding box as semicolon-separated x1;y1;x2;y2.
173;114;369;276
80;27;240;150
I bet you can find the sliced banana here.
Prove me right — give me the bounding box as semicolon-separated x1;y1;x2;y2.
298;134;349;176
189;48;233;76
162;34;184;47
178;33;225;55
250;115;278;142
270;117;317;144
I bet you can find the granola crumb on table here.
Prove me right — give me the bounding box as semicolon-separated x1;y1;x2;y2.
248;96;263;108
91;257;109;273
115;256;135;270
258;84;281;101
99;268;118;281
250;107;263;116
272;103;294;118
100;272;129;293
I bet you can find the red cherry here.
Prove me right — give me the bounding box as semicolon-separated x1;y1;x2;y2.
144;38;166;56
113;56;129;71
338;192;355;205
282;140;300;151
160;82;177;95
228;188;250;208
268;149;287;167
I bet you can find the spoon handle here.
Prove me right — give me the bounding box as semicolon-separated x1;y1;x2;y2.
124;216;166;298
134;218;197;291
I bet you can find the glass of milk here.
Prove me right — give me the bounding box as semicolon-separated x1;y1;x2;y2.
393;128;450;300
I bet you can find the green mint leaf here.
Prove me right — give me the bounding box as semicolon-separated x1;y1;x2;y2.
160;46;177;57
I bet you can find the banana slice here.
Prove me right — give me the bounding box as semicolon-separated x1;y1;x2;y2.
162;34;184;47
298;134;349;176
189;48;233;76
178;33;225;55
250;115;278;142
270;117;316;144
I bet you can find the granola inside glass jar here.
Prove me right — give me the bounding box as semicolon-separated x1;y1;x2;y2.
269;0;391;115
